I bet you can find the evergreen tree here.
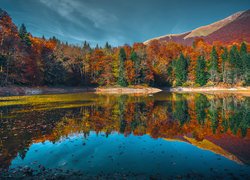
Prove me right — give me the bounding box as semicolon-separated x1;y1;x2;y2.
229;45;241;83
221;47;229;83
130;51;138;62
95;44;100;50
240;42;249;85
236;45;244;82
19;24;27;38
243;54;250;85
240;42;247;56
50;36;60;43
83;41;91;53
174;53;188;86
130;51;140;84
19;23;31;47
104;42;111;49
195;55;207;86
118;48;127;87
104;42;112;55
209;46;219;82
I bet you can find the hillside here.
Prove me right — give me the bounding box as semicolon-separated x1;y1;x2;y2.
0;8;250;88
144;10;250;46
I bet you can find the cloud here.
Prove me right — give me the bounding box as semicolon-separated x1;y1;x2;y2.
39;0;117;28
36;0;124;46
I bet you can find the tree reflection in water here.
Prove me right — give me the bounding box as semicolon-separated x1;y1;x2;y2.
0;92;249;171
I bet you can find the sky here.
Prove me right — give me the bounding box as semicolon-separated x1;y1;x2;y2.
0;0;250;46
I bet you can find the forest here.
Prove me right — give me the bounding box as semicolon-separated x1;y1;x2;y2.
0;9;250;88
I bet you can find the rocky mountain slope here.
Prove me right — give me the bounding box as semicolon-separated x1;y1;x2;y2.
145;10;250;46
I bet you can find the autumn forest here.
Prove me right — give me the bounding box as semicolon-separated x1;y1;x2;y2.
0;9;250;88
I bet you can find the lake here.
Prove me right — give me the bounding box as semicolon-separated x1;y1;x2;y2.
0;92;249;179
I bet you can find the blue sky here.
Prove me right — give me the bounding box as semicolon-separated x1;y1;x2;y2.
0;0;249;46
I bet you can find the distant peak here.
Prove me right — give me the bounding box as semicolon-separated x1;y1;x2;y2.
243;9;250;13
184;11;244;39
240;9;250;17
144;9;249;46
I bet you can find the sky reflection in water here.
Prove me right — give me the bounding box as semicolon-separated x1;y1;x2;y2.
0;92;250;178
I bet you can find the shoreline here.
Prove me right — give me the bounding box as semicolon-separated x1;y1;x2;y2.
0;86;96;96
0;86;162;96
0;86;250;96
167;86;250;93
95;87;162;94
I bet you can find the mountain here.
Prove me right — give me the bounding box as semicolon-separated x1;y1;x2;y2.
144;10;250;46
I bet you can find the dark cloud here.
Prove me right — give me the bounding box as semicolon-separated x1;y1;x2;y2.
0;0;249;46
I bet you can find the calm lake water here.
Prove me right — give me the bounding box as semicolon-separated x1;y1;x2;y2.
0;92;249;179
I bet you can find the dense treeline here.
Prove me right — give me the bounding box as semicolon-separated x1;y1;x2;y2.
0;9;250;87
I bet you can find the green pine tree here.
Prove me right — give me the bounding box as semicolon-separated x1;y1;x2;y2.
19;24;31;47
209;46;219;83
195;55;207;86
240;42;249;85
221;47;229;83
104;42;111;49
118;48;127;87
229;45;241;83
130;51;140;84
240;42;247;56
174;53;188;86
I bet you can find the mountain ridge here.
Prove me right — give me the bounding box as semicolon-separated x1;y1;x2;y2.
144;10;250;46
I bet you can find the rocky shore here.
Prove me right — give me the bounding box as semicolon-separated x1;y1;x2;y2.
1;86;249;96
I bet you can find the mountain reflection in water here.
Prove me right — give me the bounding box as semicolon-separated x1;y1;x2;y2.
0;92;249;179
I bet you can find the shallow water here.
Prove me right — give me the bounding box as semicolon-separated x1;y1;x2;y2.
0;92;249;179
